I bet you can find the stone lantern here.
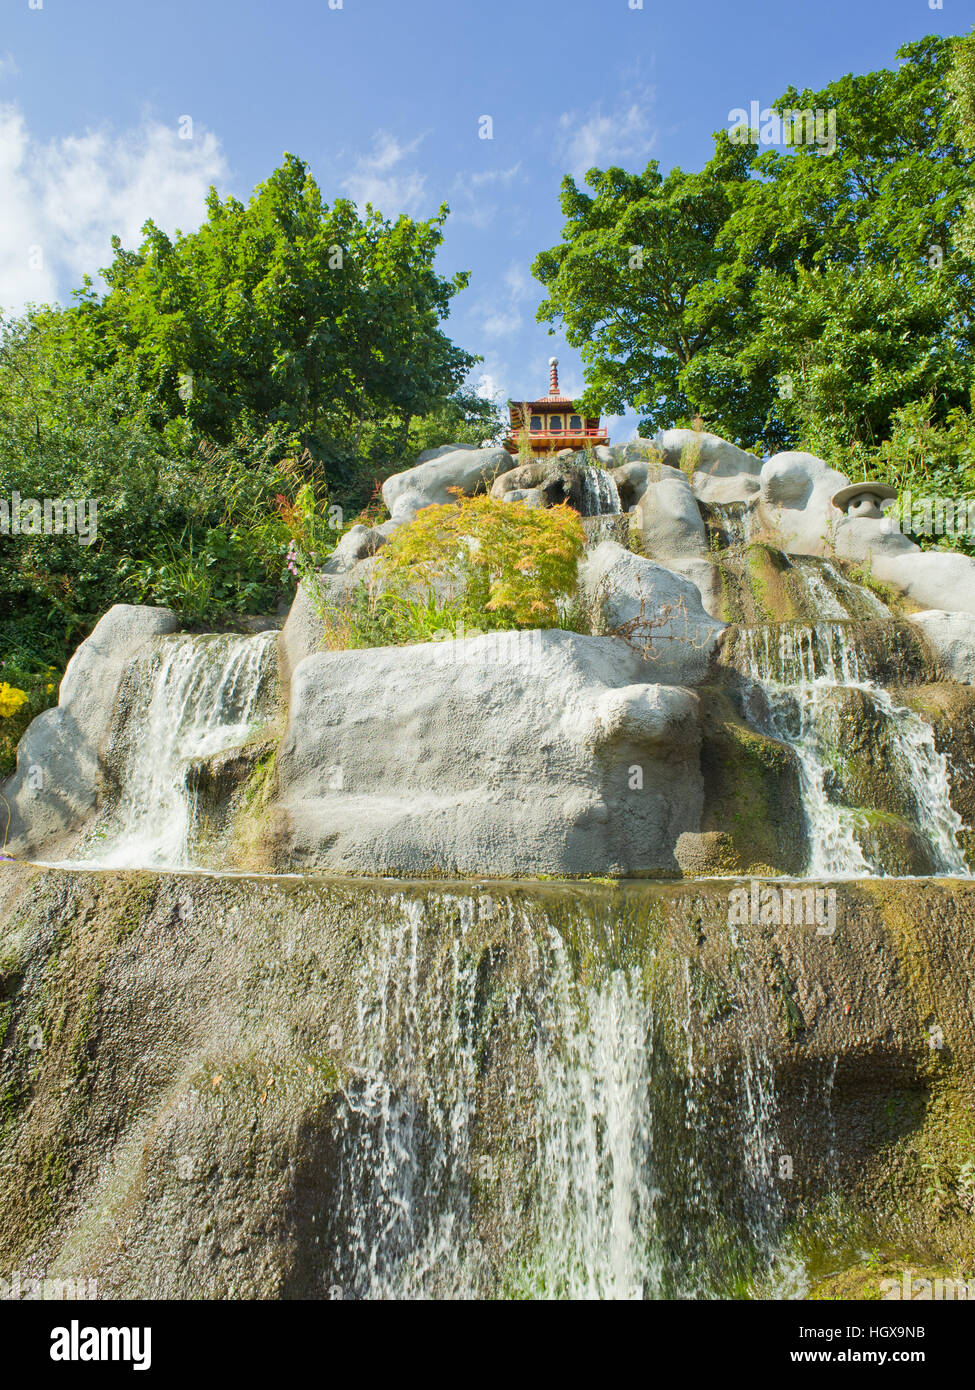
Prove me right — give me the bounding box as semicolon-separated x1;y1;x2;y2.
831;481;898;520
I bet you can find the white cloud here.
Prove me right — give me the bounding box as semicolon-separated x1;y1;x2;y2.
0;54;19;81
339;131;428;215
473;257;536;342
481;309;522;338
449;163;523;227
501;264;532;301
0;102;229;316
554;90;657;182
473;370;503;405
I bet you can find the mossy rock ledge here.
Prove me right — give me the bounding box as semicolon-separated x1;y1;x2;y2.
1;866;973;1298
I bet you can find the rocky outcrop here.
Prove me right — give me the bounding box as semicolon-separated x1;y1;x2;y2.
0;604;179;858
269;628;703;877
910;610;975;684
579;541;725;686
756;449;975;616
609;459;660;511
319;522;389;574
1;866;972;1298
632;464;708;559
657;428;763;505
381;444;511;522
278;583;326;693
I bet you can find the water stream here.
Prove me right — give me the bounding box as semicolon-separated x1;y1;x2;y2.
579;465;622;517
75;630;277;869
325;892;801;1300
732;623;969;877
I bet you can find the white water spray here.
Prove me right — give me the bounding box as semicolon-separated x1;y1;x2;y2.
579;466;622;516
77;630;277;870
735;624;969;877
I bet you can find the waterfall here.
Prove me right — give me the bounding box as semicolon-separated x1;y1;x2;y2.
733;624;969;877
709;501;753;550
74;631;277;870
325;893;794;1300
579;466;622;517
784;558;849;621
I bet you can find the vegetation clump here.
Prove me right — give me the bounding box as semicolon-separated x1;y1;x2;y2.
301;491;586;649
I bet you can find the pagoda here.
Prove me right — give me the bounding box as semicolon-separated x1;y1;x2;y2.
504;358;607;456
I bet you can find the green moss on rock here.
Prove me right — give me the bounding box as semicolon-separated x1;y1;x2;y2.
695;680;806;875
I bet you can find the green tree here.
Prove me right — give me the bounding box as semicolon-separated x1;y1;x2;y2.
950;27;975;259
534;36;975;456
532;139;758;440
66;154;479;493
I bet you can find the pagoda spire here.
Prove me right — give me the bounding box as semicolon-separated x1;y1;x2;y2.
548;356;559;396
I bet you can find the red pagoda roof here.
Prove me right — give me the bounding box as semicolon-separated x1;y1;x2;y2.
503;359;607;454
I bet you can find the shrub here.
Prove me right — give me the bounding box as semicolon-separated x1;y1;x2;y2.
375;491;585;629
302;491;586;649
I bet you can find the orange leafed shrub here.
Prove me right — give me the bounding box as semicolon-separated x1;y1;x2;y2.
375;490;585;628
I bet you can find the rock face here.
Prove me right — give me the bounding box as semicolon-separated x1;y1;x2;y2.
657;428;763;505
910;610;975;684
632;465;708;559
609;459;659;511
0;604;179;858
10;428;975;878
278;582;326;693
381;444;511;522
579;541;725;686
270;628;703;877
319;522;388;574
754;448;975;616
0;866;972;1298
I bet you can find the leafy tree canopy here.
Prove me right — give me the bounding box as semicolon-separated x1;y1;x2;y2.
57;153;480;487
533;35;975;457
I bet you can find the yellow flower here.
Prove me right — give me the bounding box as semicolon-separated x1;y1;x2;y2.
0;682;29;719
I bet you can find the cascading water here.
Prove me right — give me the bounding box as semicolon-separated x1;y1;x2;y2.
733;623;970;877
579;466;622;517
325;892;798;1300
74;630;277;870
709;501;753;550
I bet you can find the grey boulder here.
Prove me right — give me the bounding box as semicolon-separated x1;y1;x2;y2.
579;541;725;685
271;628;703;878
382;445;511;522
909;610;975;683
656;429;762;505
319;523;388;575
1;604;180;857
632;466;708;559
756;448;975;616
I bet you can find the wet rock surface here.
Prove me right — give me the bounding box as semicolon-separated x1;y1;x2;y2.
0;867;972;1298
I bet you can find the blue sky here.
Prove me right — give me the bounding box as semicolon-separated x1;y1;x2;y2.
0;0;970;441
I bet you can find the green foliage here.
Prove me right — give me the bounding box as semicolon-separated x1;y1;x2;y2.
304;492;586;649
834;396;975;558
404;388;504;457
377;491;585;627
0;153;488;674
950;28;975;260
534;36;975;457
66;154;478;499
0;320;298;659
0;663;58;780
533;141;757;440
